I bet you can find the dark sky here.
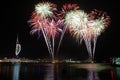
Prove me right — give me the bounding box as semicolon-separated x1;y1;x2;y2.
0;0;120;60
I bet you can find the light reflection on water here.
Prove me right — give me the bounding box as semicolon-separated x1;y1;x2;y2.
44;64;54;80
0;62;120;80
87;69;99;80
12;62;20;80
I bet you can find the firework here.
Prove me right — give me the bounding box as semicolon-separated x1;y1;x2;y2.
64;9;88;45
64;10;88;30
87;9;111;61
67;9;111;61
35;2;57;18
73;10;110;61
28;2;62;59
56;3;80;53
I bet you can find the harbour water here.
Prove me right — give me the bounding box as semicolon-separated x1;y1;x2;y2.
0;62;120;80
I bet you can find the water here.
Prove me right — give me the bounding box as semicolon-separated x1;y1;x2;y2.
0;62;120;80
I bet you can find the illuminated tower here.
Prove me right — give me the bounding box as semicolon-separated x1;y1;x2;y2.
15;34;21;58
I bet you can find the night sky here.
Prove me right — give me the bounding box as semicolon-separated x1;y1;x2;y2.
0;0;120;61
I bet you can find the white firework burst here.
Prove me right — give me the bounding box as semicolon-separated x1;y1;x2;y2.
64;10;88;29
35;2;56;18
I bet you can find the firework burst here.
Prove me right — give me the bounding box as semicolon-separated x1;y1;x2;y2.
35;2;57;18
64;10;88;29
56;3;81;53
28;2;62;59
67;9;111;62
86;10;111;61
